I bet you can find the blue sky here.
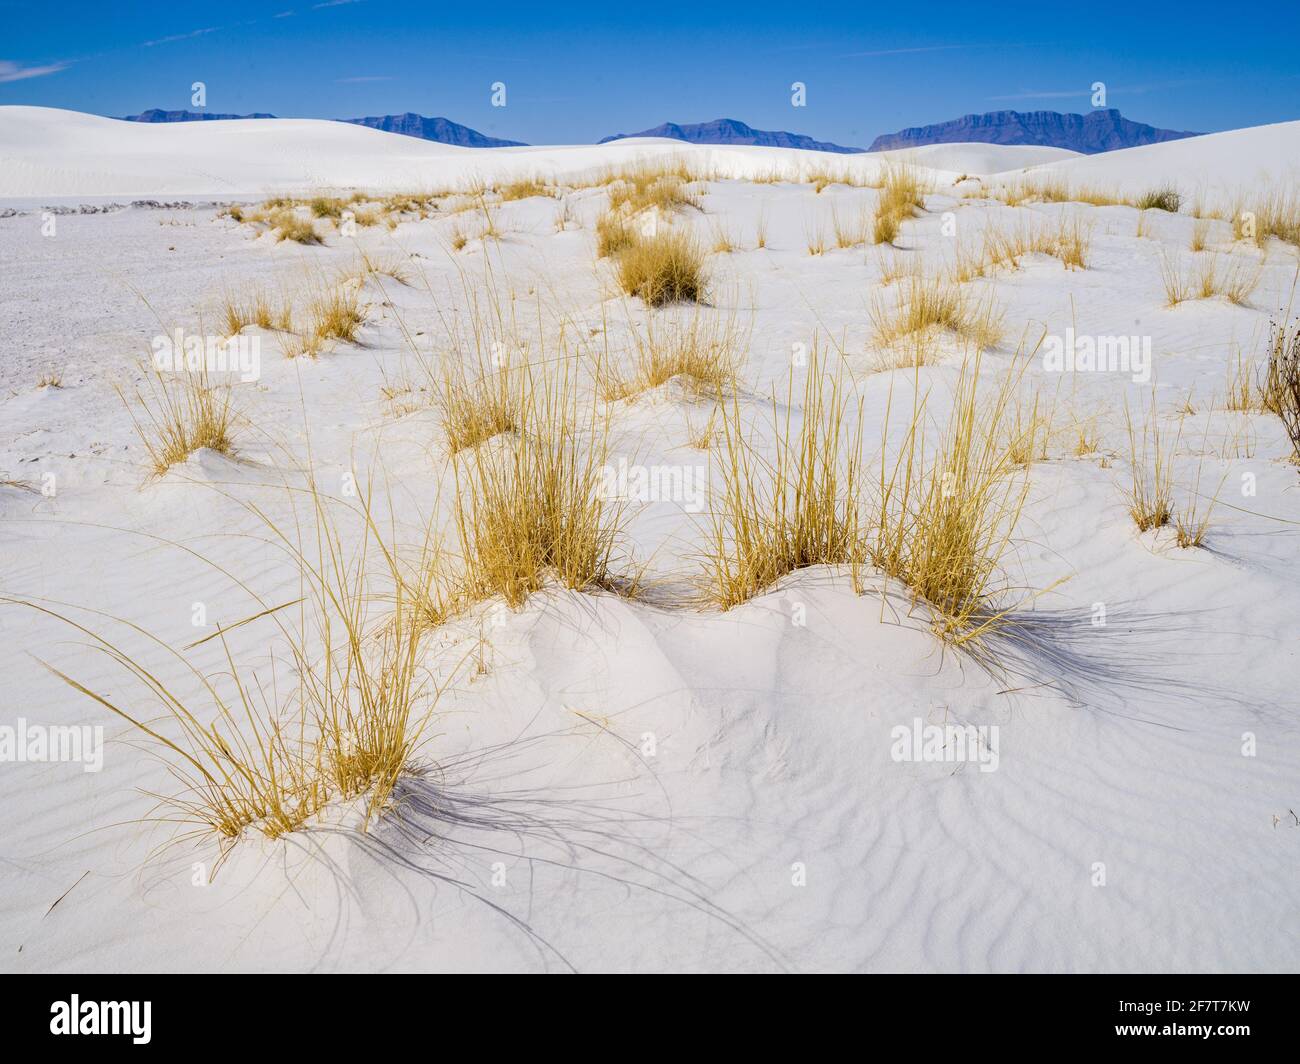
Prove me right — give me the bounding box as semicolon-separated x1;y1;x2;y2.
2;1;1296;145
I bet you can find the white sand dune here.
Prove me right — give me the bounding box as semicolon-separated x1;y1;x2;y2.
1;106;1079;199
1;107;1298;972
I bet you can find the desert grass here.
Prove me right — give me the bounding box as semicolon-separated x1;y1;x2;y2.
281;277;365;357
869;272;1004;357
222;285;292;336
1232;185;1300;248
710;221;738;253
831;202;871;249
19;480;448;852
703;341;865;608
1003;390;1054;466
1190;218;1211;252
499;177;552;201
1173;424;1225;549
122;364;234;476
452;355;631;608
754;208;768;249
993;175;1130;209
438;347;524;453
873;162;926;245
596;209;637;258
358;251;412;285
866;347;1037;648
1136;186;1181;213
1121;392;1181;532
606;162;701;215
595;306;743;402
877;248;922;286
269;208;322;245
614;228;708;306
805;220;827;256
36;369;63;388
1264;316;1300;458
1163;251;1263;306
970;214;1092;275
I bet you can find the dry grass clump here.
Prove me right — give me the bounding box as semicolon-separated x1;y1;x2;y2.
1136;186;1181;213
606;162;700;215
868;349;1036;647
614;228;708;306
1121;392;1180;531
596;210;637;258
282;279;366;356
438;350;524;453
993;176;1128;209
968;214;1092;275
596;308;743;402
222;285;291;335
499;177;552;201
1264;317;1300;458
870;272;1004;357
877;249;922;286
1173;424;1224;549
308;196;347;219
831;203;871;249
1162;251;1262;306
1251;186;1300;247
703;342;865;608
308;283;365;343
123;365;235;476
22;482;446;849
269;208;323;245
358;251;412;285
452;357;630;608
710;221;738;253
37;369;63;388
873;163;926;245
1190;218;1211;252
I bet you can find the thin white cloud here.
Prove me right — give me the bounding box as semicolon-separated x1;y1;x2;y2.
142;28;219;48
313;0;365;8
989;80;1207;102
336;75;392;83
0;59;69;82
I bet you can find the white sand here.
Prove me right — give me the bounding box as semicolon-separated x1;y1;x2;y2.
1;108;1298;972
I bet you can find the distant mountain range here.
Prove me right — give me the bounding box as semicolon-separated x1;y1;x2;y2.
337;113;525;147
122;109;525;147
125;108;278;122
868;109;1200;154
599;118;863;154
118;108;1203;155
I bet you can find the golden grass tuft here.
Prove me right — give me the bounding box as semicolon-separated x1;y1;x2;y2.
867;347;1039;647
452;356;631;608
872;162;926;245
870;272;1004;355
499;177;552;201
269;208;322;245
19;480;447;850
596;307;743;402
1121;392;1180;532
122;364;235;476
703;341;865;608
614;228;708;305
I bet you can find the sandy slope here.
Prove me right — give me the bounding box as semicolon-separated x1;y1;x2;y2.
0;112;1298;972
